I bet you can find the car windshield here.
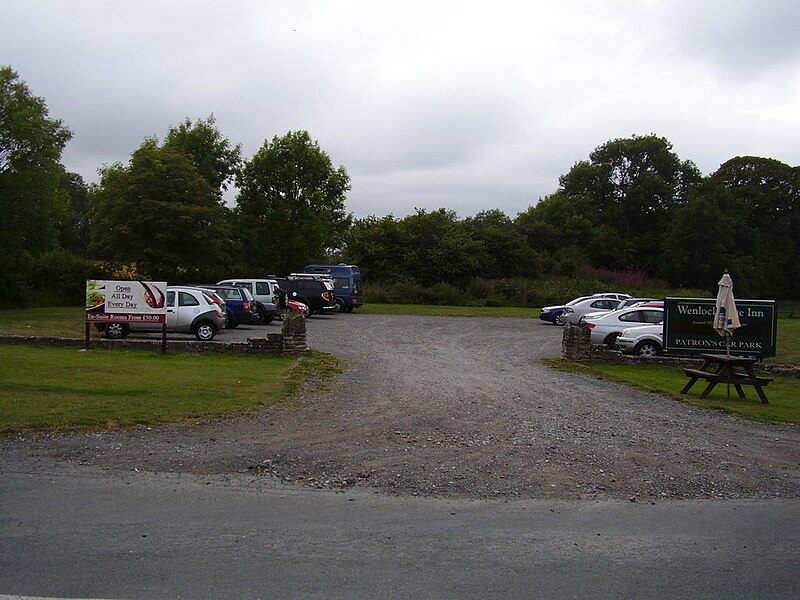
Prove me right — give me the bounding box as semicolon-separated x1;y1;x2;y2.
566;296;592;306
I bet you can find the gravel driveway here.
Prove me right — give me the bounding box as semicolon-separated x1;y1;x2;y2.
5;314;799;500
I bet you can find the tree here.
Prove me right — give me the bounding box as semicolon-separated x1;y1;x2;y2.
464;209;540;278
90;139;231;281
557;134;703;273
343;215;408;282
0;66;72;300
391;209;488;286
234;131;351;275
163;115;241;200
56;169;91;256
710;156;800;297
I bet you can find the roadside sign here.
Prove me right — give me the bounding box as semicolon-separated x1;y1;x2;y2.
663;297;777;358
85;280;168;324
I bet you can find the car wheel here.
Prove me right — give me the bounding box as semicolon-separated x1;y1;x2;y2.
633;340;662;357
225;311;238;329
604;332;620;349
258;308;274;324
194;322;217;341
104;323;129;339
554;313;565;326
333;300;345;313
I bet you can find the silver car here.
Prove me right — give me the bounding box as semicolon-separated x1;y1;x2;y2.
98;286;226;341
583;308;664;348
562;297;622;325
616;324;664;357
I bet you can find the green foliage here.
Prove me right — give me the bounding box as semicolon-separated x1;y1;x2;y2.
0;66;73;301
163;114;242;199
710;156;800;299
90;138;232;282
235;130;351;275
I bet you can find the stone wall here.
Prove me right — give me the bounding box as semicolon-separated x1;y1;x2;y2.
559;324;800;374
561;324;702;367
0;317;308;356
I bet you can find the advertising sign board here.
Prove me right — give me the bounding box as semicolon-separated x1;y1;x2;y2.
663;297;777;357
85;280;168;324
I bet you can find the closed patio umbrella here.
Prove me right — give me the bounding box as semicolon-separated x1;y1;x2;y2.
714;269;741;355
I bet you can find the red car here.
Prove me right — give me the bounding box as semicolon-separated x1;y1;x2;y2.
285;299;309;318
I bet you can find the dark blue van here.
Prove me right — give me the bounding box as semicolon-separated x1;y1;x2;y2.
303;264;363;312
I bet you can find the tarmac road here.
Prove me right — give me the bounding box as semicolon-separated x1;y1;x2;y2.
2;459;800;600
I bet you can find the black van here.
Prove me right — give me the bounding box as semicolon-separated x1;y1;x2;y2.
274;276;336;316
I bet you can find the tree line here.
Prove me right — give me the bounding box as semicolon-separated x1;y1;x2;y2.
2;66;798;307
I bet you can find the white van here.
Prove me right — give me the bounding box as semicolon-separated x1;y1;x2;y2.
216;279;280;324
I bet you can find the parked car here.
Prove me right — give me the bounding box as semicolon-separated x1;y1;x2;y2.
616;323;664;356
562;297;622;325
593;292;632;301
285;299;309;318
539;293;631;326
192;285;257;329
615;297;659;310
616;324;664;357
303;264;363;312
217;278;280;324
96;286;226;341
274;275;336;316
583;307;665;348
581;299;663;323
539;296;593;325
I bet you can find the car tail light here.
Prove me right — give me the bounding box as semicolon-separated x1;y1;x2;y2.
322;292;331;301
213;306;223;318
586;323;596;329
243;302;251;313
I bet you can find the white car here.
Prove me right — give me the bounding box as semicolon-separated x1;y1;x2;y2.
97;286;226;341
562;297;622;325
615;324;664;357
583;307;664;348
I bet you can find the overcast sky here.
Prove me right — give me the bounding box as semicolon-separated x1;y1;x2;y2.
3;0;799;219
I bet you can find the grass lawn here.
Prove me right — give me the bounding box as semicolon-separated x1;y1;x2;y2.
0;304;796;433
545;359;800;424
0;345;341;435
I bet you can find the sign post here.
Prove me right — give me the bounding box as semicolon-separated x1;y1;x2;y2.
663;298;777;358
85;280;168;352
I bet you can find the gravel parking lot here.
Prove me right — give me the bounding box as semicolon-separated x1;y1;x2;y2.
5;314;800;500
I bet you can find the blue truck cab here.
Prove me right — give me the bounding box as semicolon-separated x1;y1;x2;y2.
303;264;363;312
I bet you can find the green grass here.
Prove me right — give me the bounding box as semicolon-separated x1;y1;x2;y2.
771;317;800;366
0;305;796;433
544;359;800;424
0;345;341;435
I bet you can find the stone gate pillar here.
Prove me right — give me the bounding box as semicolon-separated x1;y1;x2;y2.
281;313;308;355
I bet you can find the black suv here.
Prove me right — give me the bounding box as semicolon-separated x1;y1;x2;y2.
275;276;336;316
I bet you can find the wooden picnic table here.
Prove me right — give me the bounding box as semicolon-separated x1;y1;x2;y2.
681;353;771;404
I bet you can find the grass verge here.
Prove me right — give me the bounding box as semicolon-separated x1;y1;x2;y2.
0;346;342;435
543;358;800;424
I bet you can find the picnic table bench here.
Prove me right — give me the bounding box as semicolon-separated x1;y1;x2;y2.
681;353;772;404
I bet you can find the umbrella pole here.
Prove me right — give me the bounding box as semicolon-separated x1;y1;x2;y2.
726;334;731;398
